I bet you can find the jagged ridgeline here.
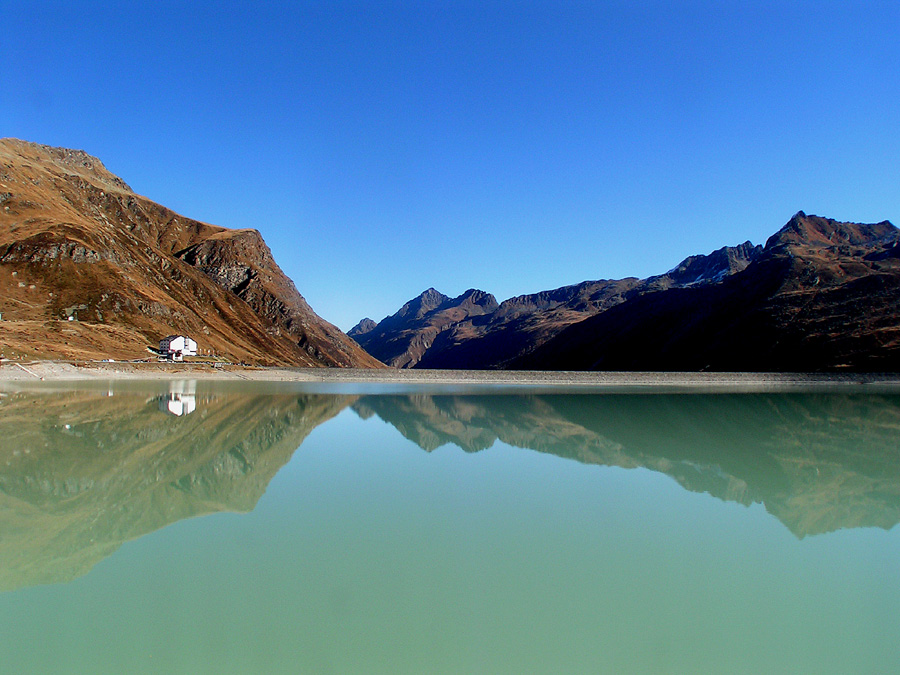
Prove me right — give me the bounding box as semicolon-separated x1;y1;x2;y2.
354;213;900;371
0;139;382;367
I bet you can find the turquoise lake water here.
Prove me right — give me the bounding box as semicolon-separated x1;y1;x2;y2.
0;381;899;673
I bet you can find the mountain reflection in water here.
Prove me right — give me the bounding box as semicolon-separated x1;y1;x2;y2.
0;388;352;591
1;387;899;591
354;393;900;538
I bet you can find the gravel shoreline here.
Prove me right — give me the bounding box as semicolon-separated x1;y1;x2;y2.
2;361;899;392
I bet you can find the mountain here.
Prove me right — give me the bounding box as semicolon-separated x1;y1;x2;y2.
517;212;900;371
352;287;499;367
0;139;382;367
355;212;900;371
355;240;763;369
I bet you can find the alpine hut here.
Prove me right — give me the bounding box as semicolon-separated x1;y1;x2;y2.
159;335;198;362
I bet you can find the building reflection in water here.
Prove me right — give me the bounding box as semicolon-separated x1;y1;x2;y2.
157;380;198;416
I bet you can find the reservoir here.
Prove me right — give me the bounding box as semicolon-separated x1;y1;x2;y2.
1;380;899;673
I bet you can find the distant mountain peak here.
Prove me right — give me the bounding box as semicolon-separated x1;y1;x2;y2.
767;212;899;251
395;288;450;320
453;288;499;310
349;317;377;337
352;287;500;368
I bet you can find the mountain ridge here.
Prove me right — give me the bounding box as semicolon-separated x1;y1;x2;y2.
516;212;900;371
355;212;900;371
355;239;773;369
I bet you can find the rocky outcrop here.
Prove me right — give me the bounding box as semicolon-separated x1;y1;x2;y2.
0;138;382;366
646;240;762;289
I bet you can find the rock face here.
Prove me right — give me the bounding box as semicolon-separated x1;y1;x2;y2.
0;138;382;366
518;212;900;371
648;240;762;288
356;242;765;369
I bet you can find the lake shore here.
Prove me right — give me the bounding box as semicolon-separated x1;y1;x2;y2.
2;360;899;392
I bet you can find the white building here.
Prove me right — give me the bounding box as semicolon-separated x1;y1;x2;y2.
159;335;198;362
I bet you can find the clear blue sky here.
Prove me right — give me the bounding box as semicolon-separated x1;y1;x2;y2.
5;1;899;331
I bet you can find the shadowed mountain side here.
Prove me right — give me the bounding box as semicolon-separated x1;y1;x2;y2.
351;288;500;368
0;390;355;591
353;393;900;538
0;138;381;367
356;213;900;371
354;242;763;369
515;213;900;371
414;279;641;370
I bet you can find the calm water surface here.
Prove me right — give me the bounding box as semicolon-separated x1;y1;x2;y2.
1;381;899;673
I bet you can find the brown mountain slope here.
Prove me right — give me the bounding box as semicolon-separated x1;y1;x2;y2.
516;213;900;371
0;139;382;367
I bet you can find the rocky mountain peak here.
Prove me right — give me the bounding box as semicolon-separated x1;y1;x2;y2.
664;241;763;287
453;288;499;312
352;288;502;368
766;212;899;251
396;288;450;320
0;138;132;192
349;317;377;337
